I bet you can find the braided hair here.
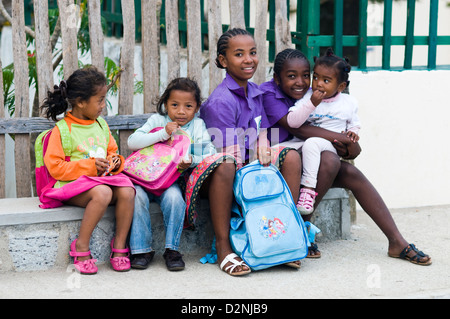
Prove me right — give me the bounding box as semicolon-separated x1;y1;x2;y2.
273;48;310;76
215;28;253;69
41;66;107;121
314;48;351;88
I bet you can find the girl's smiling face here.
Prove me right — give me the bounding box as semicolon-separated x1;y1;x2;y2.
218;34;259;87
274;58;311;100
165;89;199;127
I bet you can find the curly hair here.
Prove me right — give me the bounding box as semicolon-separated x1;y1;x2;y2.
41;66;107;121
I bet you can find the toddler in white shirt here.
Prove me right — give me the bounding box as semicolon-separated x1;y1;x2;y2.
287;48;361;215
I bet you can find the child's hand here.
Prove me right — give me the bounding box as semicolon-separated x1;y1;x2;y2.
343;131;360;143
165;122;180;136
257;146;272;167
178;155;192;171
95;158;110;176
311;90;326;106
109;155;121;171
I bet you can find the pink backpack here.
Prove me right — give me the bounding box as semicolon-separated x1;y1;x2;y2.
35;119;71;197
123;127;191;196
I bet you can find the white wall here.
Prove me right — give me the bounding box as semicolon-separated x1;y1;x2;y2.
350;70;450;209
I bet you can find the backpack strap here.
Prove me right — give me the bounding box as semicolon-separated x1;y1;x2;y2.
55;118;72;158
35;129;52;168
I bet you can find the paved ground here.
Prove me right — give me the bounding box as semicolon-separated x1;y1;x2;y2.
0;205;449;302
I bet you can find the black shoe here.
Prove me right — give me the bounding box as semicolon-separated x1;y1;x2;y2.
163;249;185;271
130;251;155;269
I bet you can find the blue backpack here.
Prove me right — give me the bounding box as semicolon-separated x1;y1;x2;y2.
230;161;309;271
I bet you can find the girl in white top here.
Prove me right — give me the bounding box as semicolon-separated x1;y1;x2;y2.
287;48;361;215
127;77;215;271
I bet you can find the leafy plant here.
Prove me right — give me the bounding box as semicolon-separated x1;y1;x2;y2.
2;0;141;117
2;62;14;116
2;50;38;116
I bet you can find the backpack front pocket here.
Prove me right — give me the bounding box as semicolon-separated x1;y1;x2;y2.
244;203;304;258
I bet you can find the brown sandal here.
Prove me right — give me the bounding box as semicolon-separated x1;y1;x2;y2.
285;260;301;269
306;242;321;258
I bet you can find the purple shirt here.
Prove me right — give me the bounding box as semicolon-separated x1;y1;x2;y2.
200;73;269;160
259;78;296;144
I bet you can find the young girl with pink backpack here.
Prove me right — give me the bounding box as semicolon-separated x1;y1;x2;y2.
126;77;216;271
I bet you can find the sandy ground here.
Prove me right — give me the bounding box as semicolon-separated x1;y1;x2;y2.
0;205;449;301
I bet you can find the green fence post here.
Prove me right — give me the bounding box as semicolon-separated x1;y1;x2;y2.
358;0;368;70
114;0;122;38
382;0;393;70
428;0;438;69
160;0;167;45
104;0;113;37
295;0;303;52
244;0;250;28
334;0;343;58
135;0;142;42
404;0;416;69
179;0;187;48
300;0;320;63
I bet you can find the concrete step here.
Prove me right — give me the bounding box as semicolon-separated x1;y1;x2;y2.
0;188;350;272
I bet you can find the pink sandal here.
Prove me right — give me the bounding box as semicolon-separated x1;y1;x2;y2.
110;238;131;272
69;239;98;275
297;188;318;215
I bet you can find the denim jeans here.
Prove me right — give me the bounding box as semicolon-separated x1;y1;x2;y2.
129;184;186;254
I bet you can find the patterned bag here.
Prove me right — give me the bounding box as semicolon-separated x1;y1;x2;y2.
123;128;191;196
230;160;309;271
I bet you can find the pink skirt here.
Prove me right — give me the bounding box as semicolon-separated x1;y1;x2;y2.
39;173;135;209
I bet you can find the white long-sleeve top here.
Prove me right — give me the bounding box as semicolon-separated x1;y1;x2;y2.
287;89;361;134
127;113;216;168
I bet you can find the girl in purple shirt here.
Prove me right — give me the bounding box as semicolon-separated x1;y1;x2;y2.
199;29;302;275
260;48;431;265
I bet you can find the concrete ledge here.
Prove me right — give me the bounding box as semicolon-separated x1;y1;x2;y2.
0;197;99;226
0;188;350;272
0;197;214;272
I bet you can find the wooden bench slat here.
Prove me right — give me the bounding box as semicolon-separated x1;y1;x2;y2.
0;114;153;134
